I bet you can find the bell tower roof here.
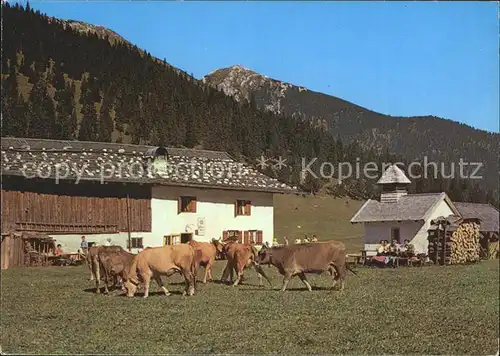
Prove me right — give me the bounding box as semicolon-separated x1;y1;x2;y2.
377;164;411;185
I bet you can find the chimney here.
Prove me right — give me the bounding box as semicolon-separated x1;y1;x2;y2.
377;164;411;203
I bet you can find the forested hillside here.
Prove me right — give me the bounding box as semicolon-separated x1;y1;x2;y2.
204;66;500;197
1;3;498;208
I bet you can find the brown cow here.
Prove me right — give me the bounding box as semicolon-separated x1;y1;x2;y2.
123;244;198;298
87;245;126;294
99;249;136;293
254;240;357;292
220;241;272;287
188;239;224;284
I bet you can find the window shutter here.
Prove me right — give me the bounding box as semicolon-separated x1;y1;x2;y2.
177;197;182;214
244;231;250;244
191;198;197;213
257;230;263;244
223;230;229;241
238;231;243;243
126;239;131;249
234;201;238;217
246;201;251;216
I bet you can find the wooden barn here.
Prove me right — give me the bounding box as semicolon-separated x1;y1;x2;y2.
1;231;56;269
1;137;298;266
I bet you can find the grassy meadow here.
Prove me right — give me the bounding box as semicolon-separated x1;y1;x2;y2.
1;260;498;355
274;194;364;252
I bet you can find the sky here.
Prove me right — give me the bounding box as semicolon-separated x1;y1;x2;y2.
15;1;500;133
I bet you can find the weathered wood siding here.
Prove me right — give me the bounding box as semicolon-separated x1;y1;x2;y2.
1;177;152;233
1;234;25;269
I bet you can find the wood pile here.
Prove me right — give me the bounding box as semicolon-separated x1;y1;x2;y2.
449;221;481;264
488;241;499;259
428;216;481;265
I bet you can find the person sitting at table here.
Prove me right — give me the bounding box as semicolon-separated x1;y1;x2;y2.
389;239;400;256
54;244;64;256
377;240;389;256
402;239;415;258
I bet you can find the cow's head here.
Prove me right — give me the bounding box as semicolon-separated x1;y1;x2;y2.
122;276;139;297
255;246;273;265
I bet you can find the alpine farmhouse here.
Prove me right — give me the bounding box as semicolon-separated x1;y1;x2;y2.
1;137;299;253
350;164;499;255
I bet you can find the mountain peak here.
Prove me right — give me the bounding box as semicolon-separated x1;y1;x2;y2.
203;65;301;110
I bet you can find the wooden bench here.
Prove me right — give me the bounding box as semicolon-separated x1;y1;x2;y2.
346;253;362;265
361;249;378;266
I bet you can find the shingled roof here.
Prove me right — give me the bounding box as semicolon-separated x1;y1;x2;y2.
1;137;300;194
454;202;499;232
350;192;459;223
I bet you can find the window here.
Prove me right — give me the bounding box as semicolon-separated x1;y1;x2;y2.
244;231;251;244
181;233;192;243
235;200;251;216
391;228;400;243
178;196;196;213
164;235;181;245
223;230;242;242
243;230;263;244
127;237;143;249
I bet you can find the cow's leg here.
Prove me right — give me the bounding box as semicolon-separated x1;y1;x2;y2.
330;264;344;291
103;272;110;294
221;261;231;283
207;264;213;282
298;272;313;292
256;268;263;286
232;270;242;286
181;268;195;296
280;271;293;292
93;261;101;294
251;262;264;286
205;258;214;283
87;258;94;280
116;275;124;290
232;262;245;286
337;265;347;291
153;274;170;296
202;265;209;284
101;265;111;295
111;274;121;290
142;272;152;298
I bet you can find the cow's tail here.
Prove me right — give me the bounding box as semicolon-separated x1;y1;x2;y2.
128;254;140;285
191;249;202;288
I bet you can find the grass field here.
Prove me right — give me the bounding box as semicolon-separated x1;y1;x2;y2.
274;194;364;252
1;260;498;355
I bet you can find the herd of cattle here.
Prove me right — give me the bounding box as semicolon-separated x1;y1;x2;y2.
85;238;357;297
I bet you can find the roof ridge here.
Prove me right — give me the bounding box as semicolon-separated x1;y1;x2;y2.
1;136;233;157
405;192;444;196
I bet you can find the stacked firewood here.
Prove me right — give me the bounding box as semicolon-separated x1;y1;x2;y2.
489;241;499;259
450;221;481;264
